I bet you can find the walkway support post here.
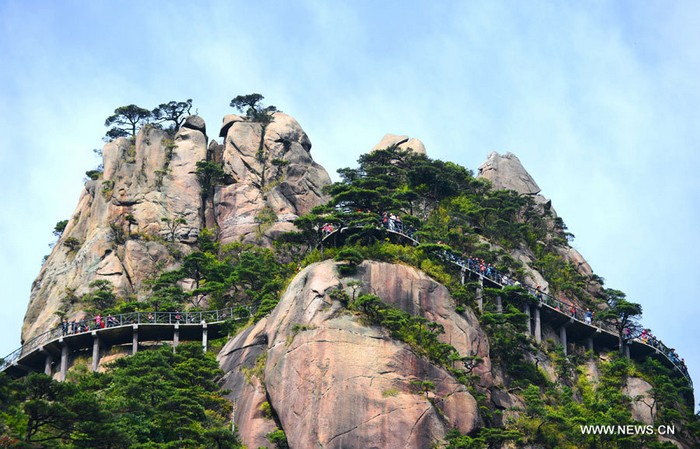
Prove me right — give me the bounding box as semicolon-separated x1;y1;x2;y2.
523;304;531;335
202;322;208;352
173;324;180;352
41;347;53;376
587;337;594;352
624;343;630;359
59;340;69;382
560;325;568;356
496;295;502;314
91;331;101;372
132;324;138;355
476;277;484;312
534;305;542;343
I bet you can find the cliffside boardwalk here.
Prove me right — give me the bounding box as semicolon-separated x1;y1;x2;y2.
319;223;693;390
1;307;249;379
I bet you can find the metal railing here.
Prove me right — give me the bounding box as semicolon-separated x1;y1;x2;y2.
1;306;251;372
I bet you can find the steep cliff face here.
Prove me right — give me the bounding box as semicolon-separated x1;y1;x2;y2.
218;260;489;449
215;112;331;245
23;122;207;342
22;112;331;342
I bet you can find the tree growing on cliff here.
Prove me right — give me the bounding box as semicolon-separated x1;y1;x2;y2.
104;104;152;140
229;93;277;125
152;99;193;133
83;280;117;311
597;288;643;354
53;220;68;237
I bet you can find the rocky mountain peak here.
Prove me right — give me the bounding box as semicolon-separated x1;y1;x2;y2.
371;133;426;155
214;111;330;245
477;151;541;195
22;111;331;342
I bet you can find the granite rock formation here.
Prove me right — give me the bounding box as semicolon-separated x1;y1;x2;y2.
215;112;331;245
23;124;207;342
23;112;331;342
218;260;489;449
371;133;427;155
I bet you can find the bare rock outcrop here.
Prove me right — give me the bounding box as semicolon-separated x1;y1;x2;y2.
478;151;541;195
624;377;657;425
371;133;426;155
215;112;331;245
219;260;489;449
23;122;208;342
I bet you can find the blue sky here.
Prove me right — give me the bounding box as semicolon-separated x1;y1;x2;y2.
1;1;698;407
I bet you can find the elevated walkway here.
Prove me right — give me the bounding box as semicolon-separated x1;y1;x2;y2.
2;308;248;379
320;224;693;392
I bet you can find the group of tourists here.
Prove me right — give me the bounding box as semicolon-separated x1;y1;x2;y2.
321;209;418;240
60;314;119;335
58;309;218;338
637;329;688;375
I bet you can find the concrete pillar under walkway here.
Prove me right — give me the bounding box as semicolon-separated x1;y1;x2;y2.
202;323;208;352
534;306;542;343
60;341;69;381
624;343;630;358
496;296;502;313
560;325;568;355
476;277;484;312
91;331;101;372
132;324;138;355
173;324;180;351
41;347;53;376
523;304;531;335
587;337;594;352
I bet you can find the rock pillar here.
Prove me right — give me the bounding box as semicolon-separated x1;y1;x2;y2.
534;306;542;343
91;331;100;372
132;324;138;355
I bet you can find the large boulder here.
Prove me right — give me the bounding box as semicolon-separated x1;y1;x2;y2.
371;133;427;155
219;260;490;449
215;112;331;245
